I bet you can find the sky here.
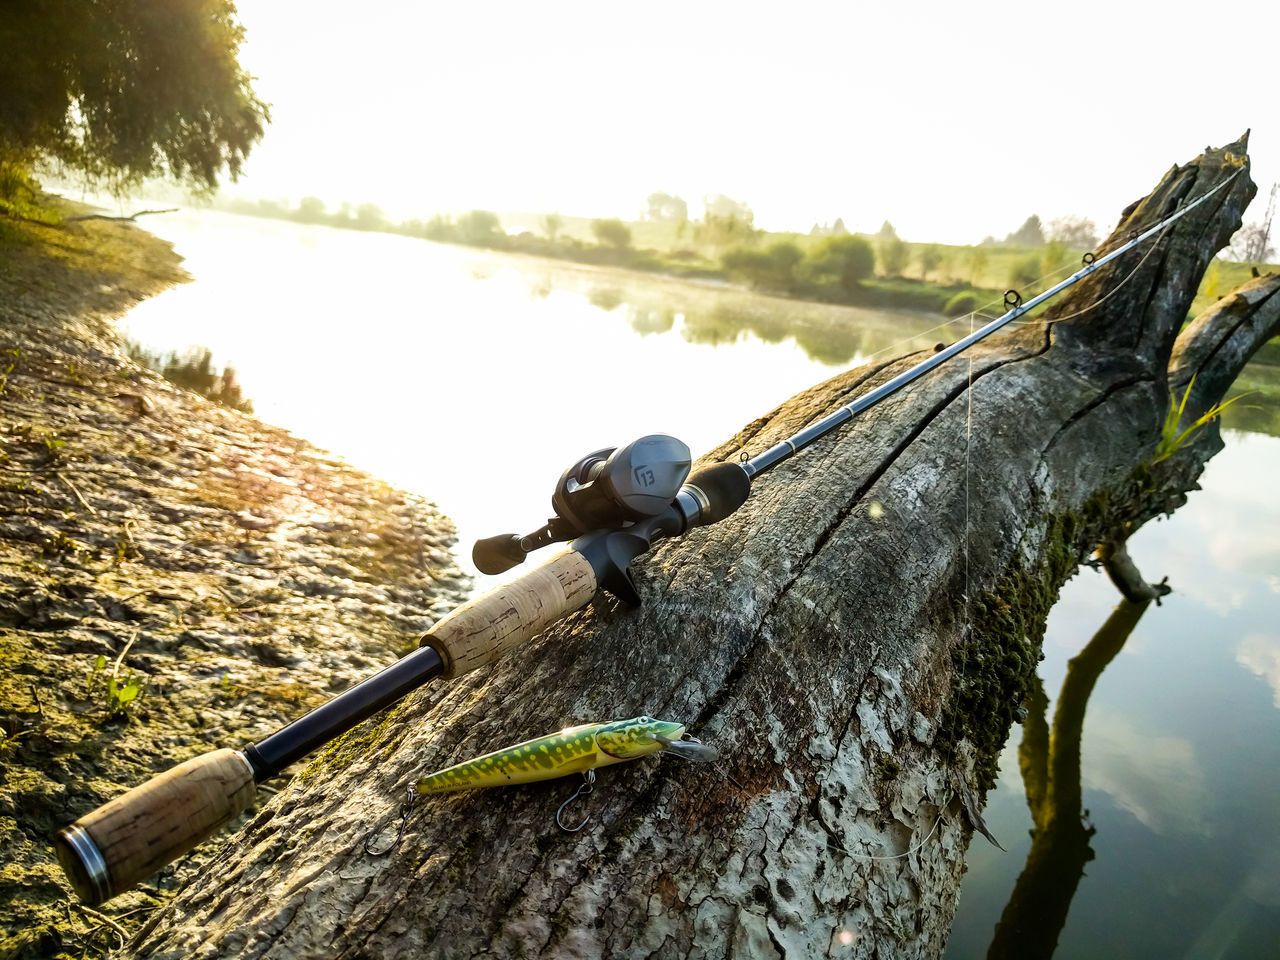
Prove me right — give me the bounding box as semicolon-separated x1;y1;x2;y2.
223;0;1280;246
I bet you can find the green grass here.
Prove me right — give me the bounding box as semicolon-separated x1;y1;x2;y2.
1190;258;1276;317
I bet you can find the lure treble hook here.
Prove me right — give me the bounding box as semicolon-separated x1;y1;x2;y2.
555;769;596;833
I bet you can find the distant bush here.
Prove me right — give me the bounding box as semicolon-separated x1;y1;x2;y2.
763;241;803;290
424;214;457;242
1008;253;1042;289
722;241;804;293
804;235;875;293
591;218;633;250
721;246;773;286
456;210;503;246
128;344;254;413
917;244;944;280
878;236;910;277
943;291;980;317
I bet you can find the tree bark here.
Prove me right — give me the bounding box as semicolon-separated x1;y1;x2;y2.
125;137;1279;959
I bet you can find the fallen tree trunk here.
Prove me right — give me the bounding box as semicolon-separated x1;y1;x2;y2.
126;137;1279;959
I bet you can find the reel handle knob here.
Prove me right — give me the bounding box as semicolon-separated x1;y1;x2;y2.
473;534;527;575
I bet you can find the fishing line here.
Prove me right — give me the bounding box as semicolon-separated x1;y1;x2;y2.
964;308;974;637
819;790;953;862
1016;221;1176;328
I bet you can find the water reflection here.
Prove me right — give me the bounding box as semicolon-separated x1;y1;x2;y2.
1237;633;1280;707
1223;357;1280;436
1079;706;1209;837
587;287;624;313
987;599;1150;959
537;268;970;368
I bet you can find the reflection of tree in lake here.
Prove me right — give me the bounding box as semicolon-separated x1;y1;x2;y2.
626;306;676;336
672;296;969;366
1221;352;1280;438
588;287;624;312
679;301;792;349
986;599;1150;960
565;271;967;366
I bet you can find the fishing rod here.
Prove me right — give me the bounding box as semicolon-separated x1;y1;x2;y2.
53;165;1241;906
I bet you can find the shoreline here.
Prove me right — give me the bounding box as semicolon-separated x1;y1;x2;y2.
0;209;470;956
148;199;1002;319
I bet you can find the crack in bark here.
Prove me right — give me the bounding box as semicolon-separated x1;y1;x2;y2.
833;643;884;763
1038;375;1154;460
693;349;1030;742
755;349;1038;623
765;915;789;959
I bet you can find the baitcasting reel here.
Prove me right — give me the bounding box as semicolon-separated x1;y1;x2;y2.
473;435;692;575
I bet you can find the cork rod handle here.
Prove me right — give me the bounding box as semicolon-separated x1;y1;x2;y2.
54;748;257;905
422;548;598;677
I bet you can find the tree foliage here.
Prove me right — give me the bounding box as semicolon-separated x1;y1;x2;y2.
296;196;326;224
810;218;849;237
591;217;632;250
807;234;875;292
723;235;872;296
645;192;687;222
1005;214;1046;247
967;246;990;284
128;343;253;412
702;193;752;221
918;243;943;279
1223;183;1277;262
695;214;756;253
0;0;268;197
456;210;502;245
1046;215;1099;249
540;212;563;241
353;203;386;232
1224;223;1276;263
878;235;910;276
1008;252;1042;288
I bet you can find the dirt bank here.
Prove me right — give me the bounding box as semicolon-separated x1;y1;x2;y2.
0;211;469;958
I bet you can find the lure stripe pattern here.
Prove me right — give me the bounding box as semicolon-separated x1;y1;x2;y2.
416;716;684;793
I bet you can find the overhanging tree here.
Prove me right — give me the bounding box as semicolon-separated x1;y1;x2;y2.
0;0;267;206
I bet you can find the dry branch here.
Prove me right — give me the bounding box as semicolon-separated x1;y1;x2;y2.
62;208;179;223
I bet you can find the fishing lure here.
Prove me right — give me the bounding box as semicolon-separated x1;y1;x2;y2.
416;715;718;795
363;717;717;853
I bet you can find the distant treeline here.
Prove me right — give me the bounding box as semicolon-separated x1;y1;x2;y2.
212;194;1117;318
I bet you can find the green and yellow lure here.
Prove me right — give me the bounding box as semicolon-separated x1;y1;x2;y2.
416;715;717;794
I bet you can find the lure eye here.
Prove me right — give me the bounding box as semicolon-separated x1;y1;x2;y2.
638;716;652;724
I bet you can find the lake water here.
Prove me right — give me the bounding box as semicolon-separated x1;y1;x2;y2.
117;210;1280;958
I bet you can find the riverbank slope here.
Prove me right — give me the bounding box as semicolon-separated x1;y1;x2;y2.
0;209;469;958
